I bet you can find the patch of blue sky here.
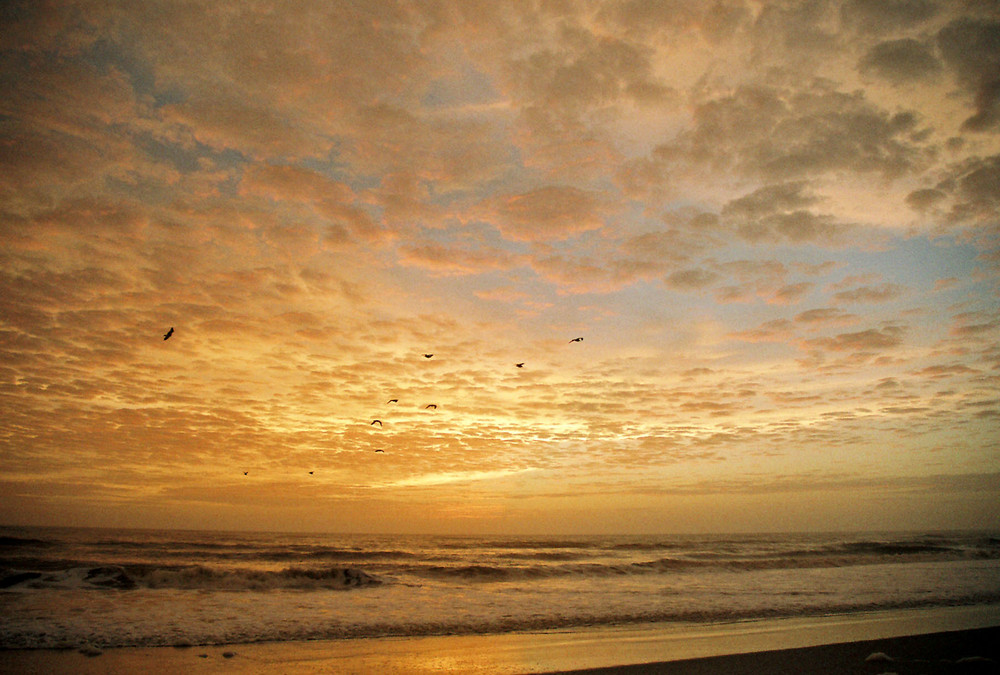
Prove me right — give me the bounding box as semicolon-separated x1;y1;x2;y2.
420;63;501;111
85;37;157;98
134;131;245;175
834;234;982;297
298;145;381;193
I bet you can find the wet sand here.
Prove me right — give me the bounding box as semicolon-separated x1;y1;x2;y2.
555;626;1000;674
1;606;998;674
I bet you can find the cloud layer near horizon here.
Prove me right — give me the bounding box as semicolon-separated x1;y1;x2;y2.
1;0;998;534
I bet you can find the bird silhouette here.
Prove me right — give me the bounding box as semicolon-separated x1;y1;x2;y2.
163;327;174;340
423;354;433;358
243;471;248;476
569;337;583;343
387;399;398;404
371;419;382;427
424;404;437;409
308;471;313;475
374;449;384;453
515;363;524;368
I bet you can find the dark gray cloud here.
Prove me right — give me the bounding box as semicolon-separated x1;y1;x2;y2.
508;26;669;109
721;182;853;244
937;17;1000;132
906;187;947;212
646;83;928;186
858;38;942;84
840;0;939;34
723;182;819;218
924;154;1000;223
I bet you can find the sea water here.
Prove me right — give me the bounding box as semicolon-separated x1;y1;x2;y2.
1;528;999;649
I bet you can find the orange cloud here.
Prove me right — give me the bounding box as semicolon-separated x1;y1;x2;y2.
475;185;609;242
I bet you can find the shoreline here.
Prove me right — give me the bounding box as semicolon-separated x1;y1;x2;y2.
2;605;999;674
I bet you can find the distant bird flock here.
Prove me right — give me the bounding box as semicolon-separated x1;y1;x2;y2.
162;327;584;476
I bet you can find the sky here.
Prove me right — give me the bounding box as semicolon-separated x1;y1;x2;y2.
1;0;998;535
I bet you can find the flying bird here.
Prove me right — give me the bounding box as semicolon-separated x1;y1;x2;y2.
308;471;313;475
423;354;433;358
424;404;437;409
387;399;398;404
515;363;524;368
243;471;248;476
163;327;174;340
374;449;384;453
371;419;382;427
569;337;583;343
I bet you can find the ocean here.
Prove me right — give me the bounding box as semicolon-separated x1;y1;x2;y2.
2;527;999;650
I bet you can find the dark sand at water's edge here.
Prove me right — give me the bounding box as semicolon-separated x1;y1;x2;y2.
555;626;1000;674
1;607;998;674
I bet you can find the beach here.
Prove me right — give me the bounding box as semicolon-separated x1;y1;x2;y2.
2;606;998;674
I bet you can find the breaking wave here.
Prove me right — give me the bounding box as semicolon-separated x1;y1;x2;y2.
0;565;381;591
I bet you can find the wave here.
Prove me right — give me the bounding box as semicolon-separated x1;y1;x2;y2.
3;531;998;589
437;538;600;551
0;565;381;592
804;540;959;557
125;547;424;564
79;538;425;559
406;545;1000;582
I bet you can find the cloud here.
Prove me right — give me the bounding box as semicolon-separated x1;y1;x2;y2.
707;259;800;303
916;154;1000;225
348;102;513;192
858;38;942;85
794;308;859;328
905;188;946;212
385;467;537;488
529;251;664;294
804;325;906;353
913;364;979;379
507;24;669;110
953;155;1000;219
397;242;518;276
936;17;1000;132
644;83;928;189
162;96;323;161
833;283;904;304
748;210;848;244
473;286;531;304
620;225;716;264
949;312;1000;339
840;0;939;34
665;268;719;290
239;164;384;243
933;277;959;291
770;282;814;305
475;185;609;242
730;318;795;343
723;182;819;218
